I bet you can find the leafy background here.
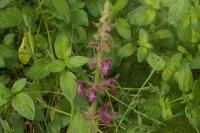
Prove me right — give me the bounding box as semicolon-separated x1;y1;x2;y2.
0;0;200;133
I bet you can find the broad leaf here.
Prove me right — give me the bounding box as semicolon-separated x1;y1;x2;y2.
86;0;102;17
118;43;136;58
67;111;90;133
0;7;22;29
115;18;131;40
0;82;11;106
174;63;193;92
67;56;89;68
147;53;165;71
60;71;77;101
128;6;156;25
0;55;5;68
168;0;190;23
70;9;88;26
11;92;35;120
54;33;71;60
113;0;128;12
52;0;70;24
12;78;27;93
137;47;149;63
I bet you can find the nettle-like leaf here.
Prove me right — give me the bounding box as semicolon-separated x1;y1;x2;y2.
60;71;77;101
67;56;89;68
0;7;22;29
141;0;160;9
174;63;193;92
118;43;136;58
67;111;90;133
185;103;200;132
113;0;128;12
70;9;88;26
146;53;165;71
127;6;156;25
11;92;35;120
52;0;70;24
26;58;65;80
168;0;190;23
162;53;182;81
11;78;27;93
115;18;131;40
54;33;71;60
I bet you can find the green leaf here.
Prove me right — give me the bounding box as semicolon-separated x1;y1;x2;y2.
26;59;65;80
155;29;173;39
86;0;102;17
142;0;161;9
35;34;48;50
127;6;156;25
54;33;71;60
185;103;200;132
138;29;149;45
115;18;131;40
22;6;35;27
52;0;70;24
67;56;89;68
137;46;149;63
11;93;35;120
76;26;87;43
0;0;12;9
113;0;128;12
0;45;16;58
60;71;77;101
0;82;11;106
0;7;22;29
118;43;136;58
174;63;193;92
67;111;90;133
11;78;27;93
146;53;165;71
168;0;190;23
3;33;15;46
0;55;5;68
70;9;88;26
191;56;200;69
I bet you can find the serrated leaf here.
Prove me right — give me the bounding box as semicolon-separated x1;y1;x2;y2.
46;60;65;73
60;71;77;101
168;0;190;23
0;45;16;58
118;43;136;58
70;9;88;26
115;18;131;40
11;93;35;120
54;33;71;60
67;111;90;133
191;56;200;69
113;0;128;12
147;53;165;71
0;7;22;29
128;6;156;25
67;56;89;68
12;78;27;93
174;63;193;92
52;0;70;24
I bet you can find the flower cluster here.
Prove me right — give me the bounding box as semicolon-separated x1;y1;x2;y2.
77;0;117;127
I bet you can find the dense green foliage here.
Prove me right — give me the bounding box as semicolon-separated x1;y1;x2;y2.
1;0;200;133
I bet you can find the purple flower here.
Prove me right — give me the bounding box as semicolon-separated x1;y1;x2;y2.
105;74;120;93
97;101;117;125
77;81;91;96
101;58;112;76
87;90;97;103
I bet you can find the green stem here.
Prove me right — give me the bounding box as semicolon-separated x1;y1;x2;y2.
114;69;155;133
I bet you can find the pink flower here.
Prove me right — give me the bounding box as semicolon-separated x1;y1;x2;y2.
105;74;120;93
77;81;91;96
101;58;112;76
87;90;97;103
97;101;117;125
